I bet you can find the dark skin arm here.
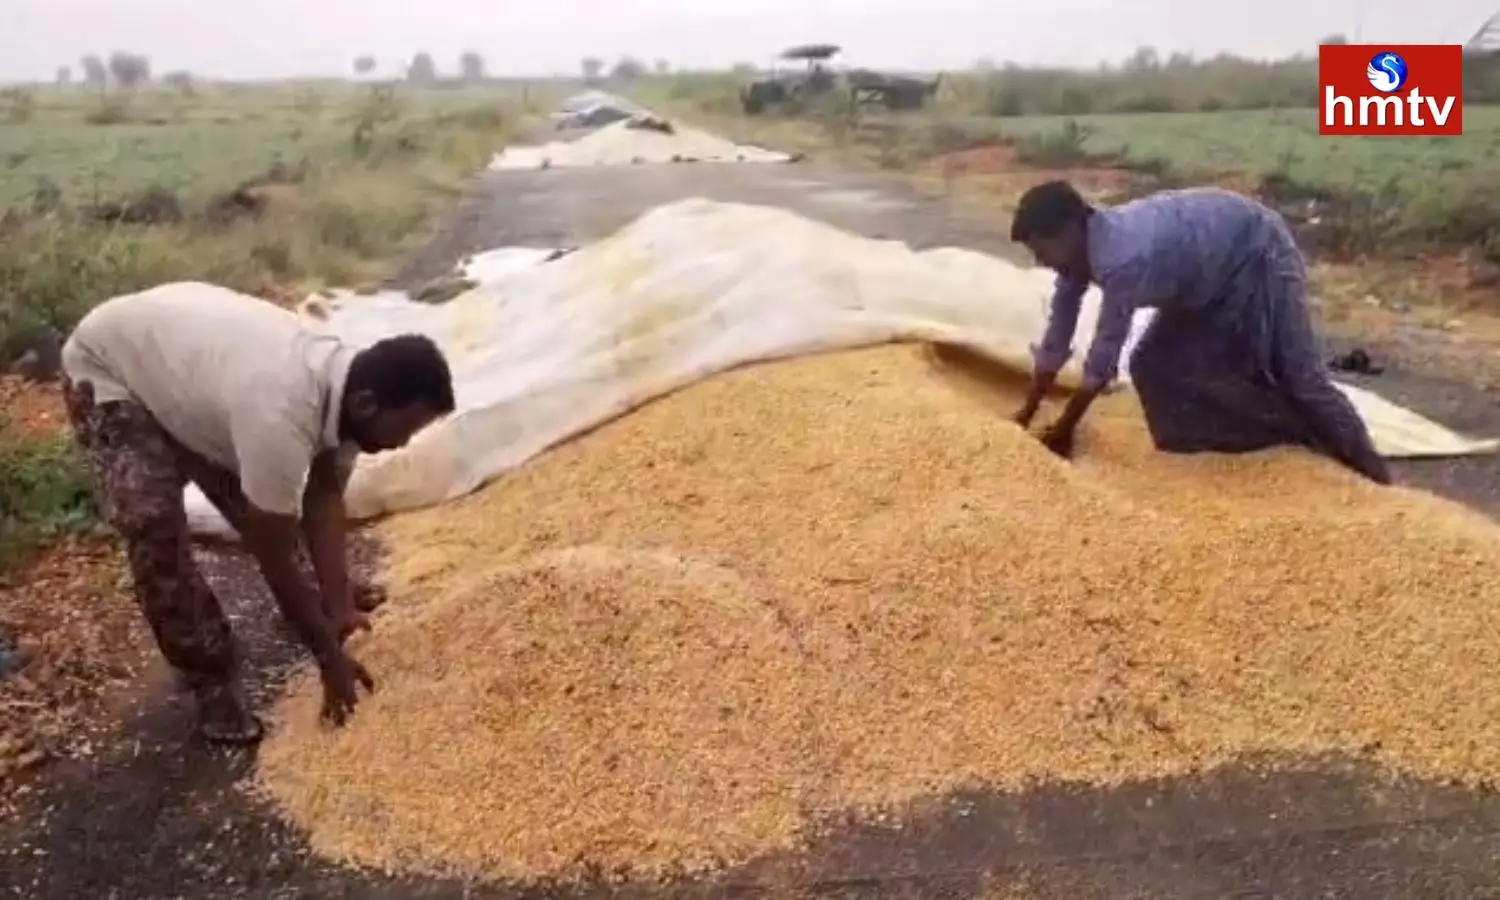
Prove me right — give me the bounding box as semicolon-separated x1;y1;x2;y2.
1012;369;1058;428
1036;383;1105;457
238;508;373;725
301;451;367;640
1020;273;1133;457
1015;369;1104;458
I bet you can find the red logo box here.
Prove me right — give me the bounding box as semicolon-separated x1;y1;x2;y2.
1319;43;1463;136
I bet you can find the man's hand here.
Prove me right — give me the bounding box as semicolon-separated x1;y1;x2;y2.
324;583;375;644
319;648;375;726
1014;369;1057;429
1039;421;1075;458
1008;396;1044;429
1035;381;1104;459
330;606;372;643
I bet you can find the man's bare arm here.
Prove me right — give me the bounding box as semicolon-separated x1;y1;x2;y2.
302;451;355;630
238;511;341;663
1018;276;1088;426
230;416;373;724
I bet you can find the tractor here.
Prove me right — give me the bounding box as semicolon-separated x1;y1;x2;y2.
847;69;944;111
740;43;840;115
740;45;943;115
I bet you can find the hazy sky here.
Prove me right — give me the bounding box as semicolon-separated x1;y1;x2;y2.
6;0;1498;81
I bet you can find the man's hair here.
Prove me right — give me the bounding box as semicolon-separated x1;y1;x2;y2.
347;334;456;414
1010;180;1092;242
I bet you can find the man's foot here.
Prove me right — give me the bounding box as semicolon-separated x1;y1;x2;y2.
195;684;265;746
353;581;387;613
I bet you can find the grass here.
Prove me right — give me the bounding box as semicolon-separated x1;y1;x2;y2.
0;83;538;207
0;91;346;209
987;108;1500;257
0;81;548;351
985;109;1500;189
0;425;96;572
0;78;554;570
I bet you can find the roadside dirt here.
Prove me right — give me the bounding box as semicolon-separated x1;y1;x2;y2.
0;537;144;791
7;153;1500;899
0;375;66;439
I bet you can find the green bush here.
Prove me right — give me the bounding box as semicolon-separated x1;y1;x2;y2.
1010;119;1112;168
946;58;1328;117
0;217;149;366
982;86;1023;117
0;426;100;570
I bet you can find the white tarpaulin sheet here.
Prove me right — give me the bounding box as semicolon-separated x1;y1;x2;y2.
183;198;1499;536
490;118;793;169
548;90;644;129
554;90;641;116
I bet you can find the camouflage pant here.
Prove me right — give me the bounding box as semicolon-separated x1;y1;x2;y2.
63;378;356;692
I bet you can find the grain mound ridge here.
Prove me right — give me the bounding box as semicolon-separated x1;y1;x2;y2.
256;345;1500;881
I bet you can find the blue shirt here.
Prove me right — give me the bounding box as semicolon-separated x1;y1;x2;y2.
1032;187;1287;388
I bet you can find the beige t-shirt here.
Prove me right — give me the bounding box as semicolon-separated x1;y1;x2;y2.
62;282;357;517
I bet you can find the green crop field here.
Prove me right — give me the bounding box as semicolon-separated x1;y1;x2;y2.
0;98;346;208
984;107;1500;189
0;83;539;210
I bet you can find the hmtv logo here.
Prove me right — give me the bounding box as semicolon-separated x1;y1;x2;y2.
1319;43;1463;135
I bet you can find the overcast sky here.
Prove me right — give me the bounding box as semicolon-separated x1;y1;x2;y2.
5;0;1497;81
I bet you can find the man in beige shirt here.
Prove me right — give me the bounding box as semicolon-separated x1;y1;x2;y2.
62;282;455;744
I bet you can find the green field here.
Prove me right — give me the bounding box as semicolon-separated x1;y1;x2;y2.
983;107;1500;189
0;83;543;210
0;79;543;353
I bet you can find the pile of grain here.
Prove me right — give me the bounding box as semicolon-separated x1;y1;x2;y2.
256;345;1500;880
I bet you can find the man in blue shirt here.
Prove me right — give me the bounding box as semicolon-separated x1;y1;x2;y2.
1009;180;1390;484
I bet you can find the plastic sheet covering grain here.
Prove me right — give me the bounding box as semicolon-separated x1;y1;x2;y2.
181;198;1499;535
490;118;793;168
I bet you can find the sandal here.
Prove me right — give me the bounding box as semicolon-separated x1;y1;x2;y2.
195;684;267;746
199;714;266;746
353;582;388;613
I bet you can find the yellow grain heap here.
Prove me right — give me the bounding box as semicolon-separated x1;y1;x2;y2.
256;345;1500;881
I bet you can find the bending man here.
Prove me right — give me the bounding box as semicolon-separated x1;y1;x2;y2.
1009;180;1390;484
62;282;456;744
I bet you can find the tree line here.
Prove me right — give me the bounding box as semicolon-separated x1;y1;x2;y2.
46;50;497;90
352;52;490;83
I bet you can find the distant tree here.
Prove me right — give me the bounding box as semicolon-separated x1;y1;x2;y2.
460;51;486;81
354;55;378;76
107;51;151;88
80;55;108;89
730;61;757;75
1166;51;1194;68
970;57;996;72
610;56;647;80
581;56;604;83
1123;46;1160;71
55;66;72;86
653;58;670;75
162;70;195;95
1320;33;1350;45
407;52;437;83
